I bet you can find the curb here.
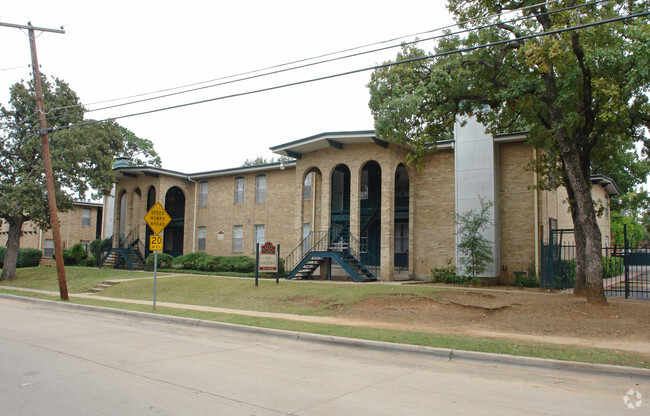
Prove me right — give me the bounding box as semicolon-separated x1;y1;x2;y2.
2;293;649;378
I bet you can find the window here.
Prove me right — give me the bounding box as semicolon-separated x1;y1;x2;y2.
360;169;369;200
44;239;54;258
303;172;312;200
234;177;244;204
199;181;208;207
82;208;91;227
254;224;265;249
233;225;243;252
302;223;311;254
197;226;206;251
255;175;266;203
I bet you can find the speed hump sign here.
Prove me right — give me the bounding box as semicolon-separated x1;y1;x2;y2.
149;235;163;251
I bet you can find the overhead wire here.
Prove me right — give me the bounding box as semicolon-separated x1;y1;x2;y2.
45;0;565;113
35;0;606;128
37;9;649;138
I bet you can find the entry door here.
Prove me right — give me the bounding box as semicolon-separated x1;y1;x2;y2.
394;221;409;268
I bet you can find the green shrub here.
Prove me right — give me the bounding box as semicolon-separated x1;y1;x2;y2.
234;256;255;273
90;237;112;266
145;253;174;270
515;272;539;288
0;246;6;267
16;248;42;268
431;262;481;285
556;259;576;289
603;256;624;279
196;255;219;271
174;252;210;269
85;256;97;267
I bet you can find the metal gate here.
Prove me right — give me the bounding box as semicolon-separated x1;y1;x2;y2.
540;225;649;299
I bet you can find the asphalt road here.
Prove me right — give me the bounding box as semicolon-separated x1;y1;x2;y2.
0;297;648;415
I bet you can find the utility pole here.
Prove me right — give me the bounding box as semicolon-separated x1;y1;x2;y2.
0;22;69;300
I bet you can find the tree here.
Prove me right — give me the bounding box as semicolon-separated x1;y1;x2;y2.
611;212;645;247
368;0;650;304
456;197;494;278
118;126;162;167
0;75;159;281
241;155;294;166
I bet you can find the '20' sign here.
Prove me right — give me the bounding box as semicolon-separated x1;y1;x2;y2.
149;235;163;251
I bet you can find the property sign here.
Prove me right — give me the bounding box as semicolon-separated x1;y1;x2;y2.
144;202;171;235
258;241;278;273
149;235;163;251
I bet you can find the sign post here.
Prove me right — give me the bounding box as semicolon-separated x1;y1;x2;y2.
256;241;279;286
144;202;172;309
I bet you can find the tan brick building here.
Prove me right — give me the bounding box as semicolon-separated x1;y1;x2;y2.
0;201;103;266
111;122;618;283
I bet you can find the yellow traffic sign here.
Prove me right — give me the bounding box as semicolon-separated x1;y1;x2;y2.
144;202;171;235
149;235;163;251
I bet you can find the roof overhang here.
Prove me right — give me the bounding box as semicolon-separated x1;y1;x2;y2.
270;130;382;158
190;161;297;180
590;174;621;196
114;166;190;180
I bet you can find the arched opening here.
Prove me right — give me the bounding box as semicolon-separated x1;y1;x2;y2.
360;161;381;266
302;168;322;253
145;186;156;257
164;186;185;258
394;164;410;269
118;191;127;241
330;165;350;243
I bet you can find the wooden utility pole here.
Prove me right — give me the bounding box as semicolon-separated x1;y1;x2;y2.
0;22;68;300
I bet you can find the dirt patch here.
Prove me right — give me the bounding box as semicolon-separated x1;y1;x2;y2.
337;287;650;356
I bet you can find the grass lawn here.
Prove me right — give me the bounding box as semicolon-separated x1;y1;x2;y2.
0;266;172;293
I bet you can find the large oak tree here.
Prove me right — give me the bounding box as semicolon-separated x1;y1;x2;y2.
368;0;650;304
0;75;160;281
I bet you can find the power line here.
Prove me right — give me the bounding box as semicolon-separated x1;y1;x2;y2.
36;0;607;127
41;10;649;137
46;0;565;114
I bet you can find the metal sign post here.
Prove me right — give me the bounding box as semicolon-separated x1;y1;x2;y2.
145;203;171;309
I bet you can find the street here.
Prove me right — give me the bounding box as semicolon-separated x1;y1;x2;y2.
0;296;647;415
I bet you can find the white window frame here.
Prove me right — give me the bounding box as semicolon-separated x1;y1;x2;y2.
198;226;206;251
234;177;245;204
233;225;243;252
255;175;266;203
199;181;208;207
81;208;91;227
303;172;312;200
254;224;265;250
44;239;54;258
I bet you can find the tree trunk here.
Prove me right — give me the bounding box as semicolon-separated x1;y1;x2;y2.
562;150;606;305
565;182;587;297
0;216;24;281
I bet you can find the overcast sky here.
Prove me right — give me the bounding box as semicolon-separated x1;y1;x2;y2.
0;0;454;173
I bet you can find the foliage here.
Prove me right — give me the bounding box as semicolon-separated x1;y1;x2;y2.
456;197;494;278
431;261;481;285
515;272;539;288
368;0;650;303
611;212;645;247
117;126;162;167
167;253;282;275
1;248;42;269
145;253;174;271
0;74;159;280
603;256;624;279
89;237;113;266
60;243;88;266
241;155;294;166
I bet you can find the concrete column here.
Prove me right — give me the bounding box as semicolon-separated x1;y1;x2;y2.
380;163;395;281
454;117;500;277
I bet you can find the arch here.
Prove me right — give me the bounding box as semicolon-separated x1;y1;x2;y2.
360;161;381;266
164;186;185;258
330;164;350;242
118;190;128;241
394;164;410;269
301;167;323;249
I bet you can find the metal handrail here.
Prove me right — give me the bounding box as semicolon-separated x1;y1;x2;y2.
285;230;331;271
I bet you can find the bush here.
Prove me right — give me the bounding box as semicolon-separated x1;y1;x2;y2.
514;272;539;288
85;256;97;267
16;248;42;268
60;243;87;266
0;246;6;267
174;252;210;269
603;256;624;279
431;261;481;285
196;255;219;272
145;253;174;271
234;256;256;273
90;237;112;266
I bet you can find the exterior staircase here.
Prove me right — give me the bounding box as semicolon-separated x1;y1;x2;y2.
285;227;378;282
98;227;146;270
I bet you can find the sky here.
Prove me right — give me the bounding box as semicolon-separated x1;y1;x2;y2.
0;0;454;173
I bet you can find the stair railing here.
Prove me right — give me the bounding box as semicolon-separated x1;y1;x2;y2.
285;230;331;272
347;233;379;279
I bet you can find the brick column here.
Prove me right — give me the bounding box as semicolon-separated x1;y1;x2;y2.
294;167;305;249
349;164;360;240
320;167;332;232
380;164;395;281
